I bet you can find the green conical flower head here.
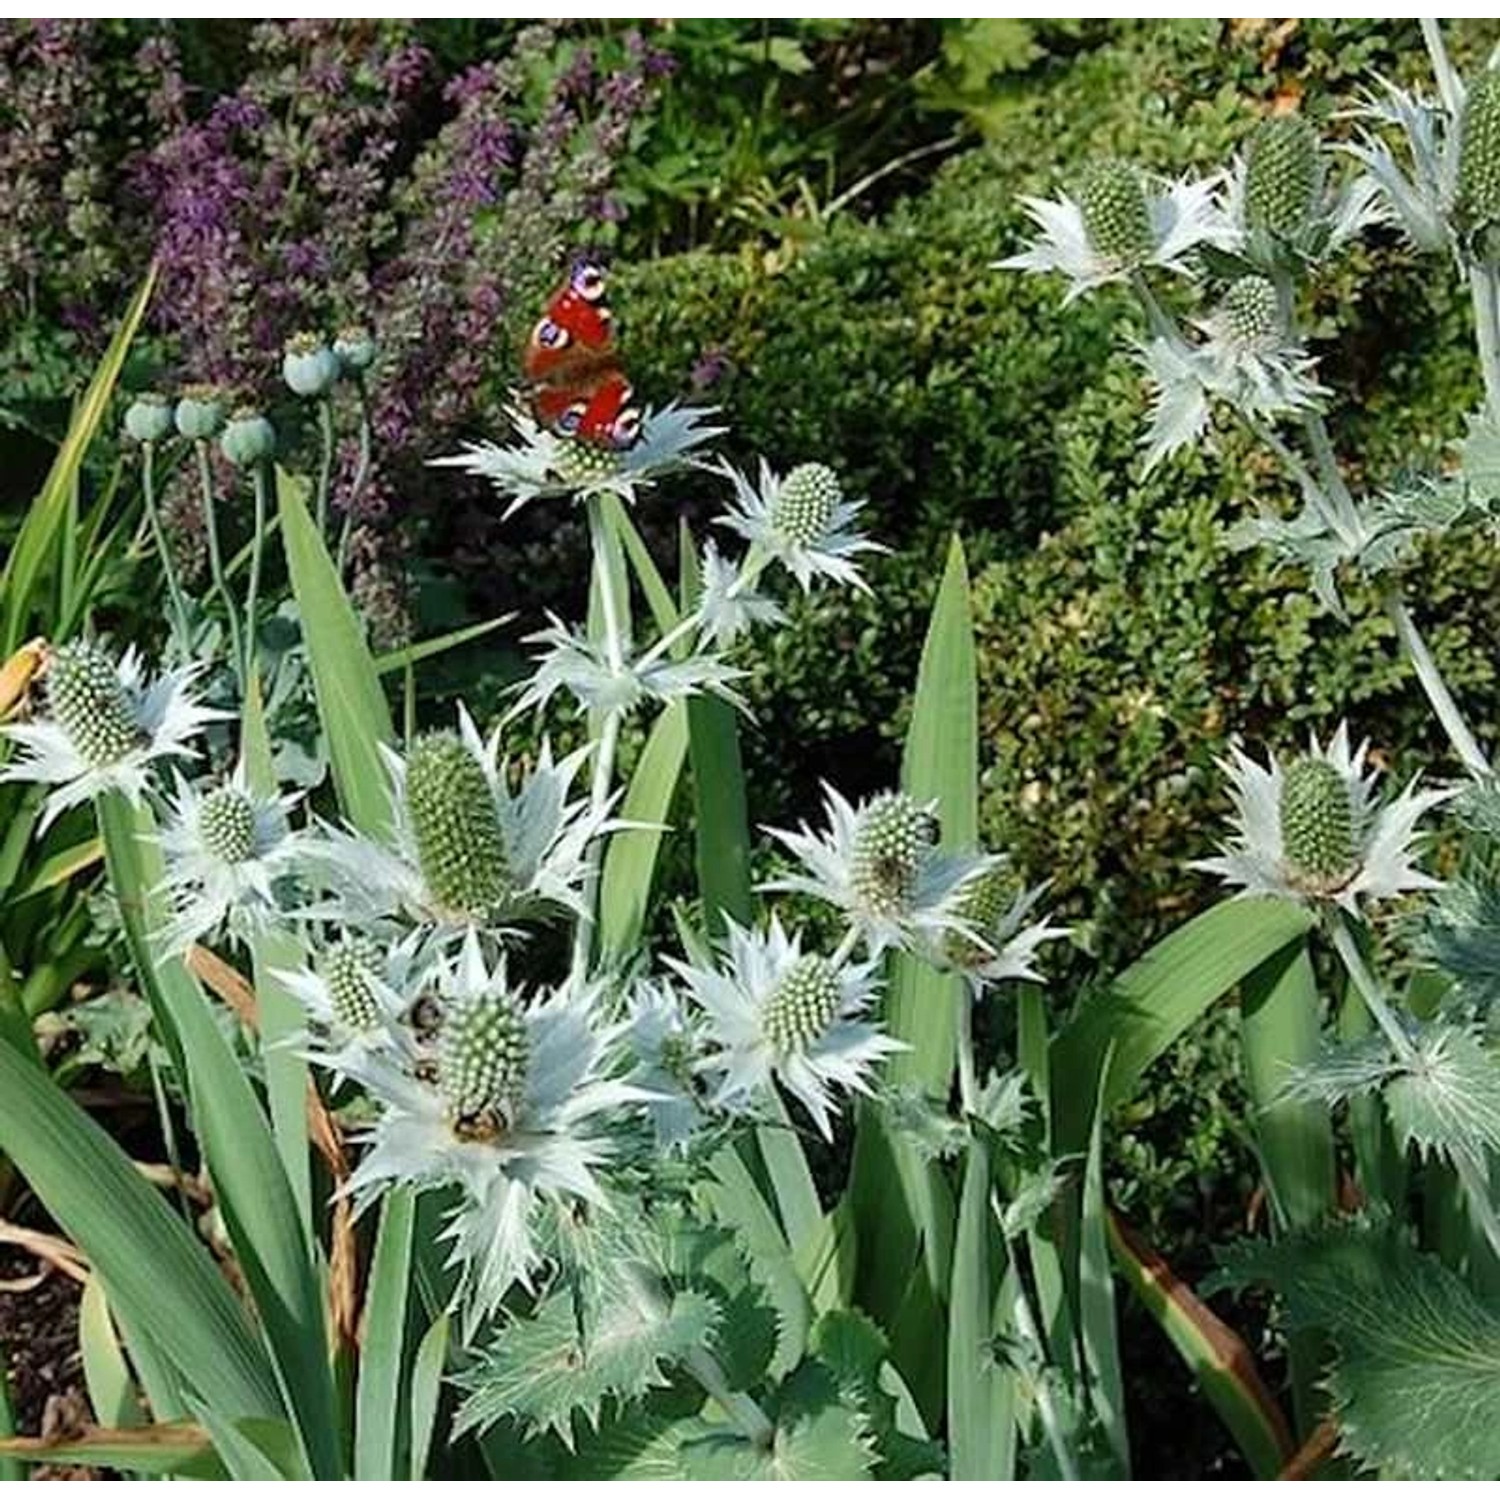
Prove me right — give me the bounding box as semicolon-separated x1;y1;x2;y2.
1244;117;1319;239
850;792;935;917
762;955;841;1053
553;437;622;488
320;938;384;1034
1223;276;1280;347
772;463;842;546
404;732;510;918
44;643;142;768
199;785;257;864
1279;756;1356;883
439;992;528;1127
1459;71;1500;236
945;865;1010;969
1076;160;1153;265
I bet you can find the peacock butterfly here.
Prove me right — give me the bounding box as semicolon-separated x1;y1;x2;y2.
523;260;642;451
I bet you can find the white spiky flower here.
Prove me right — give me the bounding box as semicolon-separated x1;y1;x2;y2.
667;916;900;1140
155;763;302;954
931;867;1070;993
510;615;745;719
1345;78;1459;255
624;978;707;1155
0;641;222;830
430;402;723;519
715;459;882;593
1194;723;1456;912
339;932;648;1333
765;785;995;957
998;165;1234;303
305;706;610;937
695;540;783;650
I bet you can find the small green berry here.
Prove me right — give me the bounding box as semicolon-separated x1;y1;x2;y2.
762;955;842;1054
1076;160;1153;266
320;938;384;1034
404;731;510;920
849;792;936;918
198;785;257;865
439;991;528;1131
44;642;143;767
1244;116;1320;240
771;463;842;546
1279;756;1356;888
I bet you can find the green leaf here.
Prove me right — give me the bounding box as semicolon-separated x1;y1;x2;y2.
80;1276;142;1431
0;1423;214;1478
191;1406;308;1481
0;1037;281;1423
456;1288;719;1442
1220;1223;1500;1479
1385;1025;1500;1161
278;468;395;835
606;494;678;637
1051;898;1314;1156
2;269;154;656
356;1186;416;1479
372;613;514;676
0;1359;20;1484
408;1314;450;1481
1079;1055;1128;1476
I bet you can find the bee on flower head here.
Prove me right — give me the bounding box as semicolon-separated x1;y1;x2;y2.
0;638;48;723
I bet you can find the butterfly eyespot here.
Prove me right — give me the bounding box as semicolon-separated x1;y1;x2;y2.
610;409;643;447
571;263;607;301
537;320;570;350
558;405;585;434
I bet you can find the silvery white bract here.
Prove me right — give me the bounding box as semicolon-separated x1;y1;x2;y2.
340;933;648;1334
765;784;995;957
624;978;707;1154
0;645;221;831
1195;722;1456;912
511;615;745;719
695;540;783;650
1346;79;1460;255
937;880;1070;994
998;174;1233;303
156;763;302;954
715;459;882;593
431;403;724;518
667;916;899;1140
309;707;609;933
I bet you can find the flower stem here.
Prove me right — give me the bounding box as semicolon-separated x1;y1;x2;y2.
682;1346;776;1449
141;443;191;651
1421;18;1463;119
1383;590;1489;777
336;381;372;578
195;440;244;693
570;708;620;984
956;983;979;1117
587;495;628;673
1453;1149;1500;1265
1328;912;1415;1066
315;397;336;539
245;465;270;689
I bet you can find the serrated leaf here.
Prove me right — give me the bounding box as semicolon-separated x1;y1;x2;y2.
456;1288;719;1443
1279;1033;1399;1107
1384;1025;1500;1161
1218;1224;1500;1479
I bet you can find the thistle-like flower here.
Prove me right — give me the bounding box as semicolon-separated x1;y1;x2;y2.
934;867;1069;992
998;163;1233;303
765;785;995;956
510;615;745;719
339;933;646;1331
1457;70;1500;250
1195;723;1455;912
668;916;899;1140
0;641;219;830
1137;275;1327;469
695;541;783;650
625;979;707;1154
431;403;723;518
156;764;301;953
715;459;881;593
305;707;609;936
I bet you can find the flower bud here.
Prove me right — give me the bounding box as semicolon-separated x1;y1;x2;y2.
282;333;341;398
439;991;528;1133
198;784;257;864
1279;756;1355;886
44;642;142;768
1459;71;1500;238
123;392;174;445
1076;160;1153;266
333;325;377;375
1244;116;1319;240
219;408;276;468
772;463;842;547
404;731;510;919
849;792;937;917
1222;275;1281;349
320;938;384;1035
762;955;841;1054
174;385;226;442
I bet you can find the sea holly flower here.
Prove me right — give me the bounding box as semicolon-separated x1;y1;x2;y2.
715;459;882;592
338;932;647;1331
0;641;219;830
667;916;899;1140
625;979;707;1154
156;764;302;954
307;708;608;936
1456;70;1500;250
431;402;723;519
765;785;995;956
998;162;1232;303
1195;723;1456;912
935;867;1069;992
510;615;745;719
695;540;782;650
